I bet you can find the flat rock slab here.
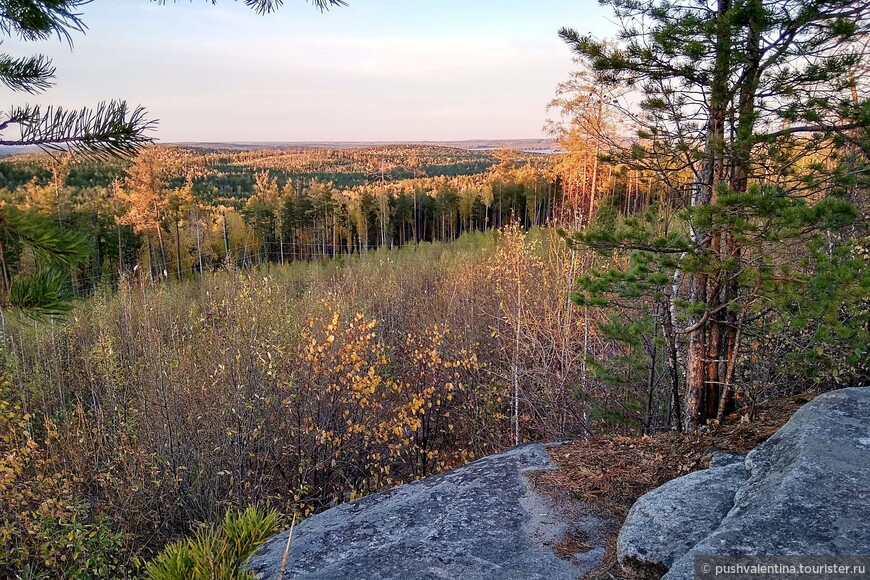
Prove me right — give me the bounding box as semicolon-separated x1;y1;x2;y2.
247;444;611;580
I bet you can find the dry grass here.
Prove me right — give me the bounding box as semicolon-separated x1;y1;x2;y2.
531;392;817;578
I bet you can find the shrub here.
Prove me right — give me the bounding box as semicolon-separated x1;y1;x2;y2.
0;382;134;579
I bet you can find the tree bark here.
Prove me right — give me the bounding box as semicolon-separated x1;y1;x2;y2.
685;0;731;430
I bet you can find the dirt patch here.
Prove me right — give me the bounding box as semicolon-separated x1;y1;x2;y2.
530;392;815;578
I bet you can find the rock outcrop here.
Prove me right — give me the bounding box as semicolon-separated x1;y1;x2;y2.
618;387;870;579
616;452;748;577
247;444;612;580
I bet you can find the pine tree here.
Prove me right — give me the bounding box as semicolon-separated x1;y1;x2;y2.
561;0;870;428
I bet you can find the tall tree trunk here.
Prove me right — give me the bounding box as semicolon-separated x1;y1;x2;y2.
660;294;683;432
194;208;203;280
413;193;418;242
175;217;182;279
222;211;230;262
685;273;709;428
147;237;156;282
712;1;761;422
644;306;659;435
156;224;168;279
117;223;124;276
685;0;731;429
589;95;603;224
322;212;327;257
93;210;103;288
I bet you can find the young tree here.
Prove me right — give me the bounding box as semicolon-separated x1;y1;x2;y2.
115;147;194;279
547;52;626;227
244;171;279;263
562;0;870;428
166;176;194;278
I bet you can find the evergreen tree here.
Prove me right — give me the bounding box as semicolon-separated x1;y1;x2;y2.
561;0;870;428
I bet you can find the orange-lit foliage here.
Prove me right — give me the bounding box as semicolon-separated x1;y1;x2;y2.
268;306;483;512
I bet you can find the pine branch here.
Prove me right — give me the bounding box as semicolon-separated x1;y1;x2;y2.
0;100;157;158
0;206;89;267
155;0;348;15
240;0;348;13
0;0;89;45
0;53;55;93
760;121;865;141
237;0;348;13
6;267;75;319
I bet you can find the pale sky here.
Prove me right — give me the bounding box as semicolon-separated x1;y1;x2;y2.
5;1;616;143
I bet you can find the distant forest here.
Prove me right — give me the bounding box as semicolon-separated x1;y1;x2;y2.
0;143;636;288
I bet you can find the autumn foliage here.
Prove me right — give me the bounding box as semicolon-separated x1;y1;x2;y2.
4;232;591;571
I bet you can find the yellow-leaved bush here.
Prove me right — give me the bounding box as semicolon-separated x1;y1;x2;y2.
0;380;135;578
273;305;484;514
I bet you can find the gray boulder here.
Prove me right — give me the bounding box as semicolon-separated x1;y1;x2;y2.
247;443;612;580
617;387;870;580
617;458;748;578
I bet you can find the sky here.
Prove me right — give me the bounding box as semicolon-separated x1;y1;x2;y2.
5;1;617;143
